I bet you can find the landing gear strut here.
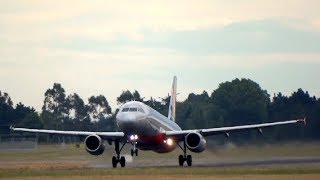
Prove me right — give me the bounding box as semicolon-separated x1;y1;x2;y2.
130;135;139;157
112;141;127;168
177;140;192;166
131;141;138;156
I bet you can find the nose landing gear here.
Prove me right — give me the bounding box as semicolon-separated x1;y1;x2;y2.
111;135;140;168
131;148;138;156
130;134;139;157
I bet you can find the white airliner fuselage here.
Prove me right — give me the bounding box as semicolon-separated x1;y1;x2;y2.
116;101;181;153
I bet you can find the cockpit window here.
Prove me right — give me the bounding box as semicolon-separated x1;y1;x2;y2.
138;108;145;113
122;106;144;113
129;108;138;112
122;108;129;112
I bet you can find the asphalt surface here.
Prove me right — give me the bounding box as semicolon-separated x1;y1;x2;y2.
89;155;320;168
195;156;320;167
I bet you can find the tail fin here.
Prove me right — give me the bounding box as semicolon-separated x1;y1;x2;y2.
168;76;177;122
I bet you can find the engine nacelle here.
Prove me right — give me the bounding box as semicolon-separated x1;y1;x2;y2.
84;134;105;156
185;132;206;153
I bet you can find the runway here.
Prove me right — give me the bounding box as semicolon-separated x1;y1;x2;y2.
89;155;320;168
195;156;320;168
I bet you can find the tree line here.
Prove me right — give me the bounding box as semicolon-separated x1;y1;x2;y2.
1;78;319;143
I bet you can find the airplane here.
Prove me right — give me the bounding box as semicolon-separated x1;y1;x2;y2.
10;76;306;168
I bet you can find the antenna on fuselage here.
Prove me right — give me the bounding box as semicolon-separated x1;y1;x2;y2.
168;76;177;122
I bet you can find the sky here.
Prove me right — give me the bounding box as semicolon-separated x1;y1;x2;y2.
1;0;320;111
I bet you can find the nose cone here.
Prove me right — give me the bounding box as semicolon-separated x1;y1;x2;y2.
118;114;136;123
117;113;141;134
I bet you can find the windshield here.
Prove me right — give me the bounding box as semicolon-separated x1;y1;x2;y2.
121;106;145;113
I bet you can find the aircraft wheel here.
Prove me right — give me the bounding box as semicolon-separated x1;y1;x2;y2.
131;149;138;156
186;155;192;166
120;156;126;167
178;155;184;166
112;156;117;168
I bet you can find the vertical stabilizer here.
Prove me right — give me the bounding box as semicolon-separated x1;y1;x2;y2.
168;76;177;122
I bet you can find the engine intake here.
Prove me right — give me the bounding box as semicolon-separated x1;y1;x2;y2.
84;134;105;156
185;132;206;153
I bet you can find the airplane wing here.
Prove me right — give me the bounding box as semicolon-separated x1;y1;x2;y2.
166;118;306;140
10;126;125;140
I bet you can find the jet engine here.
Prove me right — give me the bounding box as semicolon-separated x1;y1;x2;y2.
84;134;105;156
185;132;206;152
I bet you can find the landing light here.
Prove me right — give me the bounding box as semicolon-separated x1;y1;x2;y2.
130;135;139;141
166;138;173;146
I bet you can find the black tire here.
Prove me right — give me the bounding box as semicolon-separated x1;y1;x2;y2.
131;149;134;156
186;155;192;166
112;156;117;168
120;156;126;167
179;155;184;166
135;149;138;156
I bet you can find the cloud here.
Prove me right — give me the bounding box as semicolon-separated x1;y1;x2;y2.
1;0;320;43
1;0;320;110
40;19;320;57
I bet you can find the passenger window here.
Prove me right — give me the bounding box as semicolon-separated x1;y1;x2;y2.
122;108;129;112
129;108;138;112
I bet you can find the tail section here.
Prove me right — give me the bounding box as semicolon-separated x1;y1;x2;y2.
168;76;177;122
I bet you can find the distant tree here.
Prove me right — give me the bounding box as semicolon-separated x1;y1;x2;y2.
177;91;215;129
187;91;210;103
0;91;14;134
208;78;270;142
13;103;42;128
64;93;89;131
42;83;68;115
268;89;318;141
133;90;144;102
65;93;87;120
211;78;270;126
87;95;112;121
0;91;13;107
41;83;67;130
91;115;117;132
117;90;134;104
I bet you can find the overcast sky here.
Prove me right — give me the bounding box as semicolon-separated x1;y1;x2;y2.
1;0;320;111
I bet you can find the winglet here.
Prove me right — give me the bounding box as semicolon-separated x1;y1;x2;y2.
9;125;14;131
296;118;307;126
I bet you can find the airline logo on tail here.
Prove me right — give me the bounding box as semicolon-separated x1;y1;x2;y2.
168;76;177;122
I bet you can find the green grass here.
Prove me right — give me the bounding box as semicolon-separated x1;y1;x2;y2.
0;167;320;178
0;148;86;161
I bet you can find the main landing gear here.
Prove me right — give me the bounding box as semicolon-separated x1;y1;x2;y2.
112;141;127;168
177;140;192;166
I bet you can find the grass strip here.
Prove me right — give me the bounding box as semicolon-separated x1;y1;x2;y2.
0;167;320;178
